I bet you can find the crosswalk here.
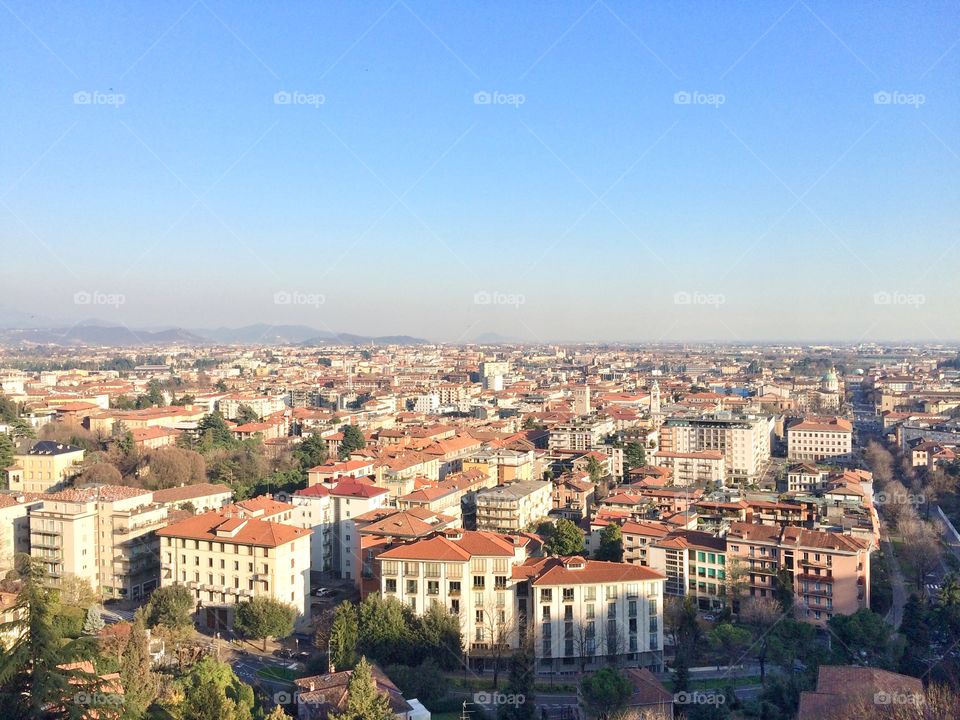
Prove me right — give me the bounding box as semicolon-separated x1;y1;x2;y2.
100;607;136;624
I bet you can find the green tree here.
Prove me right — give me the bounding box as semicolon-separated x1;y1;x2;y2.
145;379;165;407
294;433;329;469
500;632;536;720
827;608;891;666
235;404;260;424
179;656;254;720
234;597;296;651
0;433;14;484
0;558;89;720
329;601;359;671
120;612;158;719
215;379;228;392
623;442;646;474
265;706;292;720
708;623;751;673
594;523;623;562
542;519;585;556
664;596;703;664
329;657;393;720
417;601;463;669
197;412;236;449
773;568;794;611
339;425;366;459
586;455;604;484
357;595;418;666
144;584;194;630
384;658;446;709
0;393;18;422
82;606;104;635
579;667;632;720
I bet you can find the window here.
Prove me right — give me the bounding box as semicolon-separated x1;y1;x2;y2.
427;580;440;595
382;561;398;575
562;588;574;602
540;589;552;603
406;579;417;594
424;562;441;577
473;575;485;589
385;579;397;593
449;581;461;596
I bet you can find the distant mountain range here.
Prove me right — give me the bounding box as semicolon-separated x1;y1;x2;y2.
0;316;429;347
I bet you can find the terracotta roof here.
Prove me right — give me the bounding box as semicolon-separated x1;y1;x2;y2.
151;482;231;504
157;507;309;548
514;556;666;585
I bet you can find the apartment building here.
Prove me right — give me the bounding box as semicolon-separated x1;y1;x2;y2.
0;493;45;574
290;485;335;575
329;481;390;582
377;528;532;664
30;485;166;600
786;417;853;464
652;450;725;487
725;521;870;625
514;555;666;672
157;499;311;629
659;413;772;483
475;481;552;533
551;474;595;521
648;530;727;612
548;417;615;452
7;441;85;493
785;463;831;493
462;448;536;484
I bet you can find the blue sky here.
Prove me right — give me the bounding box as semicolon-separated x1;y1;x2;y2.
1;0;958;342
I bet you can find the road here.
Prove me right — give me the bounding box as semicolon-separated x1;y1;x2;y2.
880;537;907;629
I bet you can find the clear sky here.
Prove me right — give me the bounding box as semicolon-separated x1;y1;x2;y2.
1;1;958;342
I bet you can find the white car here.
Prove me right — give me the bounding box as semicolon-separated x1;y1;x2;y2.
314;588;332;598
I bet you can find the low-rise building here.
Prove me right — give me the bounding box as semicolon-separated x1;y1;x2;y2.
8;441;85;493
787;417;853;464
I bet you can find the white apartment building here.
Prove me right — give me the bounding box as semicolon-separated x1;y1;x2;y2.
785;463;831;493
29;485;166;600
653;450;725;486
659;413;772;483
549;418;615;452
0;493;45;575
157;498;311;629
290;485;335;575
377;528;532;666
8;441;85;494
475;481;553;533
413;393;440;414
515;556;666;672
329;480;390;582
787;418;854;464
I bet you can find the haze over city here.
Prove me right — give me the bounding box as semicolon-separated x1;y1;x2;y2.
2;1;959;341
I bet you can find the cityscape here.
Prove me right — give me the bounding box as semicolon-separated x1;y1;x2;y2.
2;2;960;720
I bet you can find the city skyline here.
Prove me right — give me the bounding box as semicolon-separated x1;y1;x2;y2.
2;1;958;342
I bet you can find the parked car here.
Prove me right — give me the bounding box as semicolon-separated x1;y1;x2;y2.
314;588;332;598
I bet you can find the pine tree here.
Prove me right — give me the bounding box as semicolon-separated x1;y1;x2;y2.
120;613;158;719
82;606;105;635
329;657;393;720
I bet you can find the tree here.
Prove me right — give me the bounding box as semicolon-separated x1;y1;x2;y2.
294;433;329;469
0;558;89;720
384;658;446;709
82;606;104;635
708;623;751;674
357;595;418;666
121;612;159;718
774;568;794;611
78;462;123;486
723;557;748;614
235;404;260;424
595;523;623;562
586;455;604;484
579;667;632;720
265;706;293;720
234;597;296;651
145;379;165;408
500;631;536;720
339;425;366;459
417;601;463;669
664;596;703;664
144;584;194;630
623;442;646;474
57;575;97;607
329;601;359;671
542;519;585;556
197;412;236;449
329;657;393;720
142;446;206;489
0;433;14;482
179;656;254;720
827;609;892;666
739;597;783;683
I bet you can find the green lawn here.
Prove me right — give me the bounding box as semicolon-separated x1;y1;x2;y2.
257;666;298;683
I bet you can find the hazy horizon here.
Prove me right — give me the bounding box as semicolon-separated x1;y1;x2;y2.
2;1;958;343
